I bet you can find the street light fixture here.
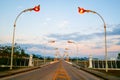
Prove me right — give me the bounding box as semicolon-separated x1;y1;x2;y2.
48;40;56;43
33;5;40;12
10;5;40;70
78;7;108;72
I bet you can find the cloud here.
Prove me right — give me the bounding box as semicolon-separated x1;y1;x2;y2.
17;6;23;10
46;24;120;43
15;35;56;44
1;24;120;58
28;47;40;52
43;18;52;25
0;43;54;56
107;24;120;36
46;18;52;21
91;45;103;49
58;20;69;29
47;32;94;41
107;50;120;59
16;39;27;42
27;47;54;55
116;41;120;45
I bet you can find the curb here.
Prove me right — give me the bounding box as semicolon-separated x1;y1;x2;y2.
0;67;40;78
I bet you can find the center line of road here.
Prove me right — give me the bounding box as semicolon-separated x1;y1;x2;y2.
52;61;71;80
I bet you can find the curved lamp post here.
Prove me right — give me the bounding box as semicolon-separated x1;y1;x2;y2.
78;7;108;72
10;5;40;69
64;48;70;62
48;40;56;62
67;40;79;64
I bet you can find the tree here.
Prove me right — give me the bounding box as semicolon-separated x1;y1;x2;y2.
117;52;120;59
0;45;29;58
0;45;11;57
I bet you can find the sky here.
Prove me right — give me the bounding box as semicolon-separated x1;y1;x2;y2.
0;0;120;59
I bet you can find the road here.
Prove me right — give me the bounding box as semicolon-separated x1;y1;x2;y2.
1;60;103;80
63;61;103;80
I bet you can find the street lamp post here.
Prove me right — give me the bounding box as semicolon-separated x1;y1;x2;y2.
67;40;79;64
54;48;59;61
42;40;55;64
10;5;40;69
43;46;46;64
65;48;70;62
78;7;108;72
48;40;56;61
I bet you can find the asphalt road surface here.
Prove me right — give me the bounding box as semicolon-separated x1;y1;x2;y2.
1;60;103;80
63;61;103;80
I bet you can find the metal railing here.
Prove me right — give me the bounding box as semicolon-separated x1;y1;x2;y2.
92;60;120;69
71;60;120;70
0;56;52;68
0;56;29;68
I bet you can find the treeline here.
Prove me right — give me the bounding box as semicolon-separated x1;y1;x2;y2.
117;53;120;59
0;44;54;60
1;44;120;60
0;45;29;58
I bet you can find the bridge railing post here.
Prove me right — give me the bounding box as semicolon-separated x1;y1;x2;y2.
28;54;33;67
88;55;92;68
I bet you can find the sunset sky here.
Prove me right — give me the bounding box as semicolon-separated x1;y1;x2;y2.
0;0;120;59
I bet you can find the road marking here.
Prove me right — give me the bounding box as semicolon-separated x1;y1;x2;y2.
52;61;71;80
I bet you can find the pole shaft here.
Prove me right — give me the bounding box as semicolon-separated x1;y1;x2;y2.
10;26;16;69
76;44;78;64
104;27;108;72
44;46;46;64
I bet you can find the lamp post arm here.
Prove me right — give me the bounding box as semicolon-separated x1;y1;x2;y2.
14;8;33;27
90;10;106;28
